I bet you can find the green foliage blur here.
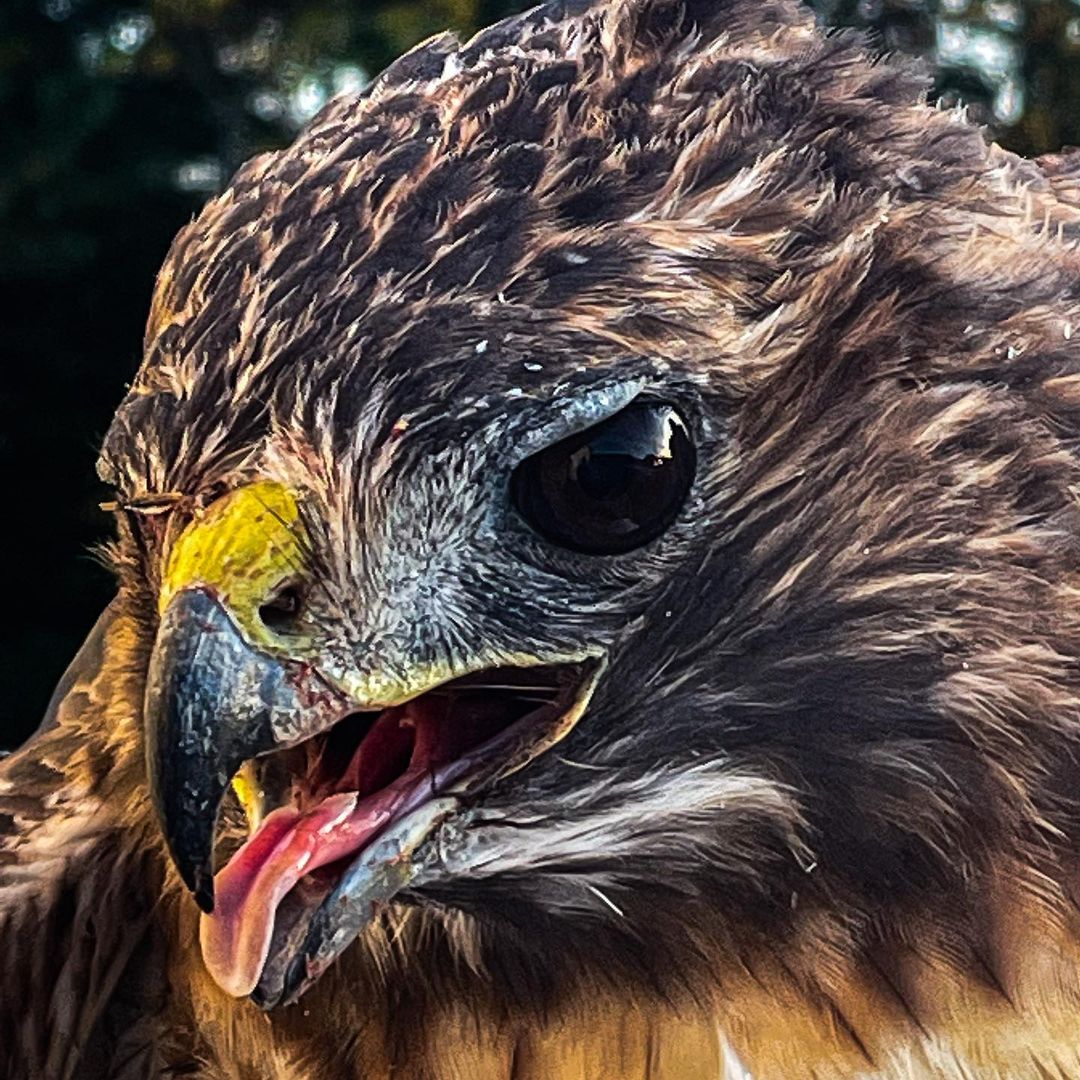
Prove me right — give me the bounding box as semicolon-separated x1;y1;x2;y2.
1;0;1078;748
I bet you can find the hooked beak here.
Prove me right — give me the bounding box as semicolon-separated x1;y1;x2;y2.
144;587;344;912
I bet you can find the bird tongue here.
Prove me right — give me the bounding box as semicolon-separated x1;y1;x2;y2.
198;693;519;998
199;772;429;997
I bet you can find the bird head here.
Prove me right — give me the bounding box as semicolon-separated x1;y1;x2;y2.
97;0;1080;1009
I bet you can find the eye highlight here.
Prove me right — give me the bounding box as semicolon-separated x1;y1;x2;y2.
510;401;696;555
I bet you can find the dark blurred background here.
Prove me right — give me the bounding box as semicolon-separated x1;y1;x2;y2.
2;0;1078;749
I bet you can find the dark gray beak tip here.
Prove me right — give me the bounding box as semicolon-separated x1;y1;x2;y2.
193;871;216;914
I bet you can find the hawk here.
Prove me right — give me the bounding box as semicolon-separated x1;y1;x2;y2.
4;0;1080;1076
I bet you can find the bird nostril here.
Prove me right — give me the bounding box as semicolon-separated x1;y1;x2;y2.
258;582;305;632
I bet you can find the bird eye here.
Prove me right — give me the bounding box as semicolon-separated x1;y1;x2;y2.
510;401;696;555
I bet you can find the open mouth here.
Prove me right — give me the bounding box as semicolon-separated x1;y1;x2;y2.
198;659;601;1007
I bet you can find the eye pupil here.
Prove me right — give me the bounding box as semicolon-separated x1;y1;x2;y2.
574;449;633;501
511;402;696;555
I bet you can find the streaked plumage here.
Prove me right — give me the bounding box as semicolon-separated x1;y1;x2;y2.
4;0;1080;1076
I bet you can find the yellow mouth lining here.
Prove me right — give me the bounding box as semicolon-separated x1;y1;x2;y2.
231;761;265;832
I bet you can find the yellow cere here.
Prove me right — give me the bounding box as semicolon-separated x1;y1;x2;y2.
159;480;309;653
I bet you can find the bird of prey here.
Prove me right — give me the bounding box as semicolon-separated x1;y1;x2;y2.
4;0;1080;1076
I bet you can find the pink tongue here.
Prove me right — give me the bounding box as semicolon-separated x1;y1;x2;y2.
199;791;398;997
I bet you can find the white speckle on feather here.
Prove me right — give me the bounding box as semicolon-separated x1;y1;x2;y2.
586;883;625;917
524;361;543;371
556;756;608;771
474;339;489;355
